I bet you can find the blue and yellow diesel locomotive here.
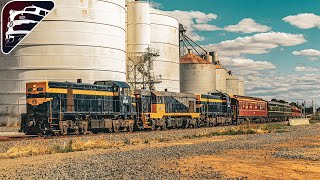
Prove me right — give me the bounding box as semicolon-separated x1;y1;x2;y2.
21;81;134;135
21;80;233;135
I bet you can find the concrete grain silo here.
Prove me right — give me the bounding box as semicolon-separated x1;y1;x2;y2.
180;51;216;94
127;0;151;65
215;66;227;93
150;10;180;92
238;80;245;96
226;74;239;95
0;0;127;125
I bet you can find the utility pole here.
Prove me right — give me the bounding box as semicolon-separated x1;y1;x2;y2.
304;101;306;118
312;100;316;116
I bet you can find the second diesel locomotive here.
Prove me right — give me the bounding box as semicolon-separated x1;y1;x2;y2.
21;80;301;135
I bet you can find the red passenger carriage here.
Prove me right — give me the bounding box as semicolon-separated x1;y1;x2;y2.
291;105;302;118
232;95;268;122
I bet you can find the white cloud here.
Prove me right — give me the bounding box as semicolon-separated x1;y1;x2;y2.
151;9;271;41
152;8;278;44
283;13;320;29
245;73;320;104
222;58;276;75
203;32;312;103
149;1;162;9
224;18;271;33
152;9;218;41
205;32;306;57
295;66;319;72
292;49;320;61
193;24;222;31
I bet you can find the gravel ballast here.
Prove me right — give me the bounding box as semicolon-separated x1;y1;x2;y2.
0;124;319;179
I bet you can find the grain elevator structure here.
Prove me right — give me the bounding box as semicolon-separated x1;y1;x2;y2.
0;0;245;125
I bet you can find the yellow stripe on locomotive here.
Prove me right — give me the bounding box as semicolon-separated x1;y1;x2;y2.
27;81;114;97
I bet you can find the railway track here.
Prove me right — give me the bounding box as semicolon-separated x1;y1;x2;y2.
0;121;289;142
0;125;229;142
0;132;104;142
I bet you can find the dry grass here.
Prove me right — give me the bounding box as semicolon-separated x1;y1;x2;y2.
71;139;118;151
0;145;53;158
0;123;286;159
180;124;272;140
0;122;7;127
0;121;20;127
0;139;115;158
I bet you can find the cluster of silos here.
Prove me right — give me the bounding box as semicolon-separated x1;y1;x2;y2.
0;0;245;125
180;50;216;94
180;50;245;96
214;53;245;96
0;0;127;124
126;1;180;92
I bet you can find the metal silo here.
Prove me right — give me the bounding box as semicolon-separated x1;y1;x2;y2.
180;51;216;94
226;74;239;95
150;10;180;92
215;66;227;93
0;0;126;125
127;0;151;65
238;80;245;96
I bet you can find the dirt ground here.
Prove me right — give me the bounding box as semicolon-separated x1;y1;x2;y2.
163;135;320;180
166;150;320;180
0;124;320;179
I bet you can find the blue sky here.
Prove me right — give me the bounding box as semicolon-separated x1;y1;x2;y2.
153;0;320;105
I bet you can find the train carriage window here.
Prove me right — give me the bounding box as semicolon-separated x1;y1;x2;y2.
37;87;44;91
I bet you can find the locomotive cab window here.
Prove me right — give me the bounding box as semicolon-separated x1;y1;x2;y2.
157;97;164;104
121;88;130;96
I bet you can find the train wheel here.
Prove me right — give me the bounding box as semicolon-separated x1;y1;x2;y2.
62;126;68;135
75;128;80;135
128;123;134;133
113;124;120;133
161;122;167;130
196;120;200;128
151;120;156;131
184;119;190;129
